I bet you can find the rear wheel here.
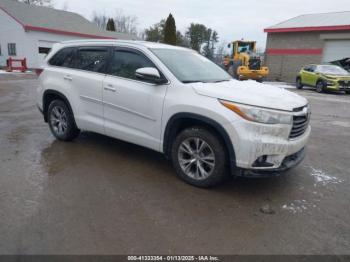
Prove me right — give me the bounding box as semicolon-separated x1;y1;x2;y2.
171;127;228;188
316;81;325;93
48;100;80;141
296;77;303;89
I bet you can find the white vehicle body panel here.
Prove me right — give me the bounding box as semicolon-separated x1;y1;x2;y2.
37;40;311;172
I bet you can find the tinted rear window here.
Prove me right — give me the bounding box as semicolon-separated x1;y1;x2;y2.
49;47;75;67
73;47;109;73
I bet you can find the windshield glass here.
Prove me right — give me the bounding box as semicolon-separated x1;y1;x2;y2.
151;48;232;83
317;65;350;76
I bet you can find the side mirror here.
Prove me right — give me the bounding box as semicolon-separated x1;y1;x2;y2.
135;67;166;84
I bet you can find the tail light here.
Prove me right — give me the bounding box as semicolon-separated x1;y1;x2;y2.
35;68;44;76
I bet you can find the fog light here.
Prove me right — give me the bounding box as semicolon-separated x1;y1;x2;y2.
252;155;274;168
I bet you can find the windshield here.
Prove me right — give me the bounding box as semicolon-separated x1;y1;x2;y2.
317;65;350;76
151;48;232;83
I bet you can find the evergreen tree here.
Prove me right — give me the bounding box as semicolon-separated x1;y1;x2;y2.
106;18;116;32
164;14;176;45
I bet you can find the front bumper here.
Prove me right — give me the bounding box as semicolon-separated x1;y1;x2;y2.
237;148;306;177
224;119;311;173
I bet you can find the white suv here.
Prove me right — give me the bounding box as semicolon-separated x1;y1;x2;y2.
37;40;311;187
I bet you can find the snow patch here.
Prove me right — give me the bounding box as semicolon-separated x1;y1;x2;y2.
309;167;343;187
264;81;295;89
0;70;33;74
282;200;317;214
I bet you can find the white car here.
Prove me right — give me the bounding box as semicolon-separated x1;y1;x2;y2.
37;40;311;187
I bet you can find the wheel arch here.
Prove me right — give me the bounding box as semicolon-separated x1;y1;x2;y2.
42;90;75;123
163;113;236;170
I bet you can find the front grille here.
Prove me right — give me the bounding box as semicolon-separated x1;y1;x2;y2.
289;112;309;139
338;80;350;87
249;57;261;70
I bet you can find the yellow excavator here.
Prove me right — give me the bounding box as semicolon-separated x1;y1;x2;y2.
223;40;269;82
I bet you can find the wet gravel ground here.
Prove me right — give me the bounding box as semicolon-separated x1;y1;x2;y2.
0;75;349;255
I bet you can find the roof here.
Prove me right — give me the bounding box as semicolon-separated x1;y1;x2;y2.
265;11;350;33
59;39;192;51
0;0;136;40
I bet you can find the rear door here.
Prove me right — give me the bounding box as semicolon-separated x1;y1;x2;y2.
102;47;168;151
68;46;109;134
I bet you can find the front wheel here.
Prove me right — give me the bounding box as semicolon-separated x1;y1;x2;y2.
296;77;303;89
48;100;80;141
171;127;228;188
316;81;325;93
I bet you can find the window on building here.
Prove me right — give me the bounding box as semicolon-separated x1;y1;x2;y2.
73;47;109;73
8;43;16;56
0;44;2;56
49;47;76;68
108;49;156;81
38;47;51;54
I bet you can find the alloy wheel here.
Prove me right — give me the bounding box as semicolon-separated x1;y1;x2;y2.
50;106;68;136
177;137;216;180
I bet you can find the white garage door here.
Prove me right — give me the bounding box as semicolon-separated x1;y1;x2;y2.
323;40;350;62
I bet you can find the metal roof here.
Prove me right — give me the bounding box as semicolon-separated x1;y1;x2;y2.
265;11;350;33
0;0;136;40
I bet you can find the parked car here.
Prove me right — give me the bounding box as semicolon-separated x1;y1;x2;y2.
296;64;350;93
37;40;311;187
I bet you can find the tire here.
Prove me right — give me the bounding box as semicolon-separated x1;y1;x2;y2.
316;80;325;93
296;77;303;89
171;127;228;188
345;90;350;94
228;60;242;80
47;99;80;141
256;78;264;83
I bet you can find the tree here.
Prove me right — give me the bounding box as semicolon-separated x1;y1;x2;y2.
186;23;208;52
92;12;108;29
164;14;176;45
202;29;219;59
106;18;116;32
113;9;138;35
15;0;52;6
144;20;165;42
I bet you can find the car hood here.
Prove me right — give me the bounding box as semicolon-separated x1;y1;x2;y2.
191;80;308;111
322;74;350;80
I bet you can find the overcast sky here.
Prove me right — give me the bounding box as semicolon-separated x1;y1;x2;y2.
53;0;350;50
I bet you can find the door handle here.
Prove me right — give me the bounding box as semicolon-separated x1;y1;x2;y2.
64;75;72;81
104;85;116;92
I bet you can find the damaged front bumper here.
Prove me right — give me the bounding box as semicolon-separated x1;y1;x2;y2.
237;147;306;177
224;118;311;177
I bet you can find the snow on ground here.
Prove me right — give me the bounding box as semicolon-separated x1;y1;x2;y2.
265;81;295;89
0;69;33;74
282;200;317;214
308;166;344;187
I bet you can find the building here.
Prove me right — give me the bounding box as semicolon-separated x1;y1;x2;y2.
0;0;136;69
264;11;350;82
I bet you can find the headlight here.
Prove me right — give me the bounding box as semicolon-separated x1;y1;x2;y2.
219;100;292;125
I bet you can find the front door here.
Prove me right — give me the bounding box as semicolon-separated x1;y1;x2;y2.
302;65;317;86
102;47;168;151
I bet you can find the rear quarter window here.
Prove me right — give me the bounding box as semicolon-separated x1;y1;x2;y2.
49;47;76;67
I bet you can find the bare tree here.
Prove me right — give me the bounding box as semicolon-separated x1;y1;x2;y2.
92;11;108;30
113;9;138;35
15;0;53;6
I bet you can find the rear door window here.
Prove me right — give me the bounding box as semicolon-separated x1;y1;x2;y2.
73;47;109;73
49;47;76;67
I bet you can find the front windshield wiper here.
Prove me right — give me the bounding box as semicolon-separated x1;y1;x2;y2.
182;80;204;83
211;79;230;83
